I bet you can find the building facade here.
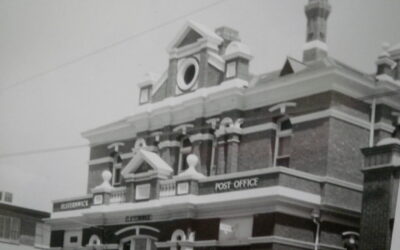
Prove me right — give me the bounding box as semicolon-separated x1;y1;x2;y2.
0;192;50;250
47;1;400;250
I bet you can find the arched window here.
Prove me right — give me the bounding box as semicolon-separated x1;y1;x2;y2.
171;229;186;250
178;137;193;173
87;234;101;246
273;117;293;167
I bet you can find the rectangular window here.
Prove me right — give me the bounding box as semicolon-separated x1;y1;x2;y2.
139;86;152;104
0;192;2;201
63;230;82;247
0;215;20;243
4;192;12;203
273;118;292;167
135;183;151;201
112;163;122;186
226;61;237;78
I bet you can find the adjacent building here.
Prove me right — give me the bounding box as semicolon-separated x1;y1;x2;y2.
0;191;50;250
47;1;400;250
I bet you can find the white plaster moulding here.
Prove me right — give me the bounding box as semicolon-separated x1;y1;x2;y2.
303;40;328;52
83;65;400;145
48;186;321;221
87;107;394;166
156;236;343;250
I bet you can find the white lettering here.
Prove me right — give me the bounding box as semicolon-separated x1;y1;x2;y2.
214;177;259;192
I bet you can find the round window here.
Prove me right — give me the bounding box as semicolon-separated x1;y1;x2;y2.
177;58;199;91
184;65;196;85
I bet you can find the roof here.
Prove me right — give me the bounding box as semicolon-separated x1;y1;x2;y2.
254;56;375;87
167;20;223;52
0;202;50;218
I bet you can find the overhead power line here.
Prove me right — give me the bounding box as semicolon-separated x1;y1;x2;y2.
0;0;229;94
0;144;88;159
1;89;399;160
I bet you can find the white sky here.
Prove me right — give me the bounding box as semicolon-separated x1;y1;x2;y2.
0;0;400;212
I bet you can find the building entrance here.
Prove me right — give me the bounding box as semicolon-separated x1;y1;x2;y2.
120;237;156;250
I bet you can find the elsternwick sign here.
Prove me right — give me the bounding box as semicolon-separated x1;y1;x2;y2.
53;198;92;212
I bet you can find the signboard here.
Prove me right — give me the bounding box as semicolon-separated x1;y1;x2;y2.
93;194;104;205
219;216;253;241
135;183;151;200
177;182;189;195
53;198;91;212
214;177;259;192
125;215;152;223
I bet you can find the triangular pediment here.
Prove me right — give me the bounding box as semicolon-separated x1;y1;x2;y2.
280;57;307;76
177;29;203;48
167;20;223;52
121;149;173;178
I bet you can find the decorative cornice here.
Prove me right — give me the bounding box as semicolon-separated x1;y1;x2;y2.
158;140;180;149
189;133;214;142
88;107;396;166
82;66;400;146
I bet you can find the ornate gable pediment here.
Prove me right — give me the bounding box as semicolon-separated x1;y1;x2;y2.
167;20;223;53
280;57;307;76
121;149;173;178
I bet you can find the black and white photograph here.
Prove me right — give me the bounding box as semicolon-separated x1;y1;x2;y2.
1;1;400;250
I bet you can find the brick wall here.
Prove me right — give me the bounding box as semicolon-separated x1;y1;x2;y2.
359;169;393;250
327;118;368;184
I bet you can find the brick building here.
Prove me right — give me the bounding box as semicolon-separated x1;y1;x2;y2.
47;0;400;250
0;192;50;250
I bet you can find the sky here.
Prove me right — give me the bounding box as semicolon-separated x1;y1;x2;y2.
0;0;400;212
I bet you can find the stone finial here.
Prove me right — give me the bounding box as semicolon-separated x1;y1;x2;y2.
92;170;114;193
376;42;397;81
177;154;205;180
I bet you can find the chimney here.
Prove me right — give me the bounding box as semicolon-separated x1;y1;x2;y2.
303;0;331;63
215;26;241;54
388;43;400;80
360;138;400;250
376;43;397;82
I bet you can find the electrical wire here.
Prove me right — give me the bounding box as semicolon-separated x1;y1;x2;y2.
0;0;229;94
1;89;399;159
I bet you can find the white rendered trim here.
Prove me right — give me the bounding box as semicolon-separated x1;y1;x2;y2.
375;121;396;133
88;107;393;167
198;167;362;192
158;140;181;149
189;133;214;142
88;157;113;166
242;123;277;134
167;20;223;53
303;40;328;52
208;51;225;72
115;225;159;236
84;64;400;145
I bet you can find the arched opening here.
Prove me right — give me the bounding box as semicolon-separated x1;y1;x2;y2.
87;234;101;246
178;136;193;173
120;236;157;250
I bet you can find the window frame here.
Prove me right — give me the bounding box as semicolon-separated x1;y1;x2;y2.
273;117;293;167
119;235;156;250
225;60;237;79
0;215;20;243
139;86;152;105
